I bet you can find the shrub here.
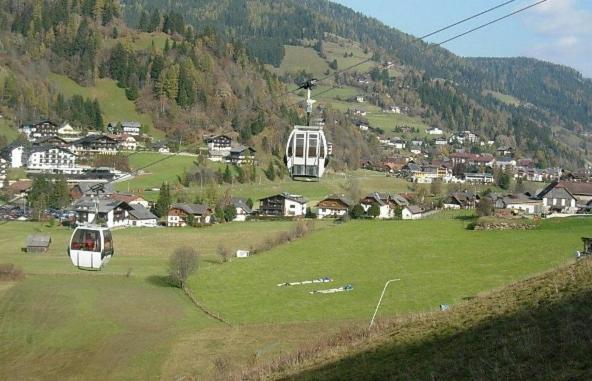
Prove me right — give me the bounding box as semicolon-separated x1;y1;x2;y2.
217;244;231;263
0;263;25;281
168;247;199;288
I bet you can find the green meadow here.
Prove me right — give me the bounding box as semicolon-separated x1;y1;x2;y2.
0;215;588;379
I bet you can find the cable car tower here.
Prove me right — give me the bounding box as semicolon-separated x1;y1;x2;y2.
285;79;329;180
67;183;114;270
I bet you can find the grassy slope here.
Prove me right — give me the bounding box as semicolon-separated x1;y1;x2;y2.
483;90;521;106
0;216;588;379
47;73;161;138
189;217;587;324
102;32;169;52
270;46;330;78
276;258;592;381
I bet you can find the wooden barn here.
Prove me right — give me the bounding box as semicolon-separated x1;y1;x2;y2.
25;234;51;253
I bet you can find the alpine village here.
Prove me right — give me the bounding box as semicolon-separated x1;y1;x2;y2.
1;0;592;380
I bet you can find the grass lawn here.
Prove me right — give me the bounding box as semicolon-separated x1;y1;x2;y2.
270;45;331;78
0;216;588;379
366;112;430;137
103;32;169;52
483;90;521;106
114;152;197;194
188;217;587;324
323;40;375;73
48;73;161;138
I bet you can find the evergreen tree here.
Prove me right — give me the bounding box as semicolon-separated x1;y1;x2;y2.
222;165;232;183
368;202;380;218
154;182;171;217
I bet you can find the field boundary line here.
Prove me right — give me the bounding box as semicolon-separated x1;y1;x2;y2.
182;286;232;326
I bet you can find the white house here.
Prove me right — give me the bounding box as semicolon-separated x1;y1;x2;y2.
464;172;494;183
435;137;448;146
503;196;543;215
57;122;82;139
72;197;132;228
427;127;443;135
0;143;25;168
391;139;406;149
494;157;517;169
259;193;308;217
360;193;398;219
115;135;137;151
355;95;364;103
128;204;158;227
316;195;353;219
121;121;141;136
402;205;424;220
27;146;81;175
232;198;252;222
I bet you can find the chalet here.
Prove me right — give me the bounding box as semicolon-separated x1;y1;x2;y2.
26;146;80;175
410;139;424;147
458;131;479;144
205;134;232;152
6;180;32;198
72;197;133;228
228;146;256;165
0;143;26;168
32;136;67;147
128;204;158;227
412;165;453;184
494;157;517;169
232;198;252;222
497;146;514;156
402;205;424;220
167;203;212;226
113;135;137;151
153;141;170;154
355;95;364;103
360;193;398;219
426;127;443;135
316;195;353;219
71;134;118;156
57;122;81;138
435;137;448;146
108;192;149;208
443;191;477;209
258;193;307;217
121;121;141;136
70;182;114;200
391;138;406;149
19;120;58;140
537;181;592;213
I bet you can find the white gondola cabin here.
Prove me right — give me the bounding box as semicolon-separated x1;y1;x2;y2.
285;125;328;179
68;226;114;270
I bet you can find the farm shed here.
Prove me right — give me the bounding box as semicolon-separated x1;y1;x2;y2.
25;234;51;253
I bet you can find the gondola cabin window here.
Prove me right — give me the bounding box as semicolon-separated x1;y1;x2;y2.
103;230;113;252
295;134;305;157
71;229;101;252
308;134;318;157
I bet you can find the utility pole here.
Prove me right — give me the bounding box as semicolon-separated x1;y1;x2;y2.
369;279;400;329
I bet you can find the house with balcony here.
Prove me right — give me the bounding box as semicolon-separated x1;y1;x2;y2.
26;146;81;175
70;134;118;156
19;120;58;141
258;193;308;217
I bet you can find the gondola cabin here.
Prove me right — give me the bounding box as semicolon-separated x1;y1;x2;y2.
68;226;113;270
285;125;328;179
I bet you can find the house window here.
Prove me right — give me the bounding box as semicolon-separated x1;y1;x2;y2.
553;199;557;206
290;204;295;208
561;199;566;207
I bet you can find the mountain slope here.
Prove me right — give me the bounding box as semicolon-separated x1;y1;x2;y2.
239;258;592;380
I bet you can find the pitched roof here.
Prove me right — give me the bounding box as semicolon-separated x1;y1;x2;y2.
170;203;210;215
26;234;51;247
8;180;33;192
29;145;75;156
121;121;141;128
405;205;423;214
316;194;354;208
109;193;144;203
259;192;307;204
232;198;253;214
128;204;157;220
230;145;256;154
72;196;132;213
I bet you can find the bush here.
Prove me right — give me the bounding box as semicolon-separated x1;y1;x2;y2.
0;263;25;281
217;244;231;263
168;247;199;288
350;204;365;219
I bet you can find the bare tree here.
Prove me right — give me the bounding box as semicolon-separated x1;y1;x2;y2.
168;247;199;288
217;244;231;263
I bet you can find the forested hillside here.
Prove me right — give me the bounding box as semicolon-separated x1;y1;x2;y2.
119;0;591;167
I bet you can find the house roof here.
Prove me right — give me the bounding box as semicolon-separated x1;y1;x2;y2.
259;192;307;204
204;134;232;142
537;181;592;198
316;194;354;208
8;180;33;192
121;121;141;128
72;196;132;213
230;145;256;154
33;136;67;145
405;205;423;214
26;234;51;247
73;134;117;145
29;145;75;156
232;198;253;214
170;203;210;215
109;193;144;203
128;204;157;220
